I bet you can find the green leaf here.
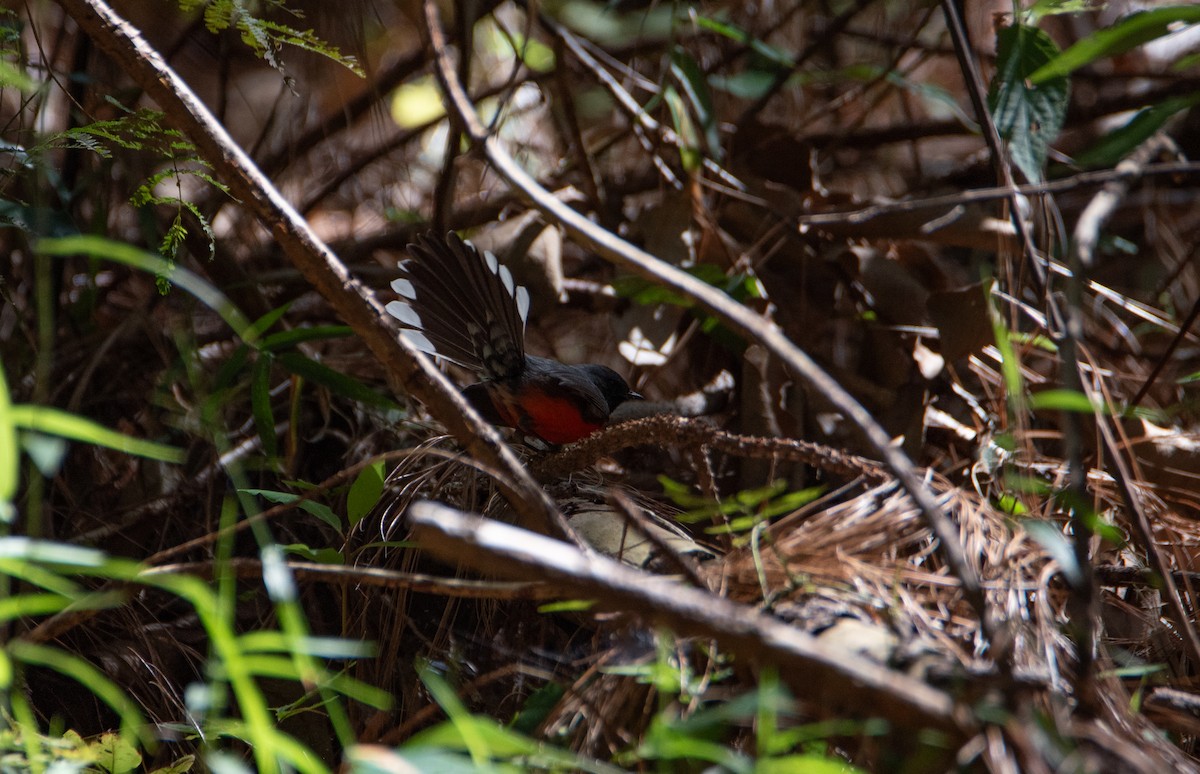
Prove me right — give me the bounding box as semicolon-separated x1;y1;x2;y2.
662;85;702;173
1029;388;1106;414
250;355;278;458
38;236;256;344
8;405;184;463
613;264;743;307
693;15;794;69
1099;663;1167;679
671;47;722;161
658;475;711;509
994;494;1028;516
240;488;341;531
147;754;196;774
346;461;386;527
274;352;400;411
0;365;18;518
757;755;866;774
259;325;353;351
988;24;1069;183
511;682;566;736
280;544;344;564
244;303;294;342
0;59;36;91
1030;6;1200;84
0;592;73;621
538;599;596;613
1073;92;1200;168
91;732;143;774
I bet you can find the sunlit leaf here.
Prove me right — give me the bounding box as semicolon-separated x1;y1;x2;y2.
989;24;1069;183
1030;6;1200;84
0;366;18;517
391;77;446;128
1029;388;1107;414
347;461;386;528
8;405;184;463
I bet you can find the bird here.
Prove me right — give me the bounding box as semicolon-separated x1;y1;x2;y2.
385;232;642;444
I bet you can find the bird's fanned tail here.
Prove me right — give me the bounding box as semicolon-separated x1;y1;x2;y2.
386;232;530;381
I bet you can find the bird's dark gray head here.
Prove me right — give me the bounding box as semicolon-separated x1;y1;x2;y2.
582;364;642;412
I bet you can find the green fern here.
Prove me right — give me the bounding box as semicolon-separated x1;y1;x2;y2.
181;0;363;77
53;108;227;287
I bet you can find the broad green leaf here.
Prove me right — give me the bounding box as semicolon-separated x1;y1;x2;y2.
994;494;1028;516
1073;92;1200;167
0;60;36;91
988;24;1069;183
148;753;196;774
240;488;341;531
391;77;446;128
1030;7;1200;84
91;732;142;774
8;405;184;463
346;460;386;527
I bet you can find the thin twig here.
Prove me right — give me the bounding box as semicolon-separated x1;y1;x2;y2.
143;559;554;599
531;414;890;484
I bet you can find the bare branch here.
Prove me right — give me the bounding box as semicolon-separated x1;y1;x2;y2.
409;500;972;739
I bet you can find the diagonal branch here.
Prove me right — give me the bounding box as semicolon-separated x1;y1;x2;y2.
57;0;566;536
409;500;973;739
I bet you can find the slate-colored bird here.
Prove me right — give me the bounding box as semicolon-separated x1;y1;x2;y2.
386;232;641;444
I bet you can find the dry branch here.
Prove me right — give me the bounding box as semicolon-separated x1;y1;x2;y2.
57;0;567;537
408;500;973;739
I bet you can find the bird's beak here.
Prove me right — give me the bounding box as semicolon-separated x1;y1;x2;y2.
628;390;644;400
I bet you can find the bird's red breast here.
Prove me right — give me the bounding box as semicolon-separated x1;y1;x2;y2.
494;385;604;445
